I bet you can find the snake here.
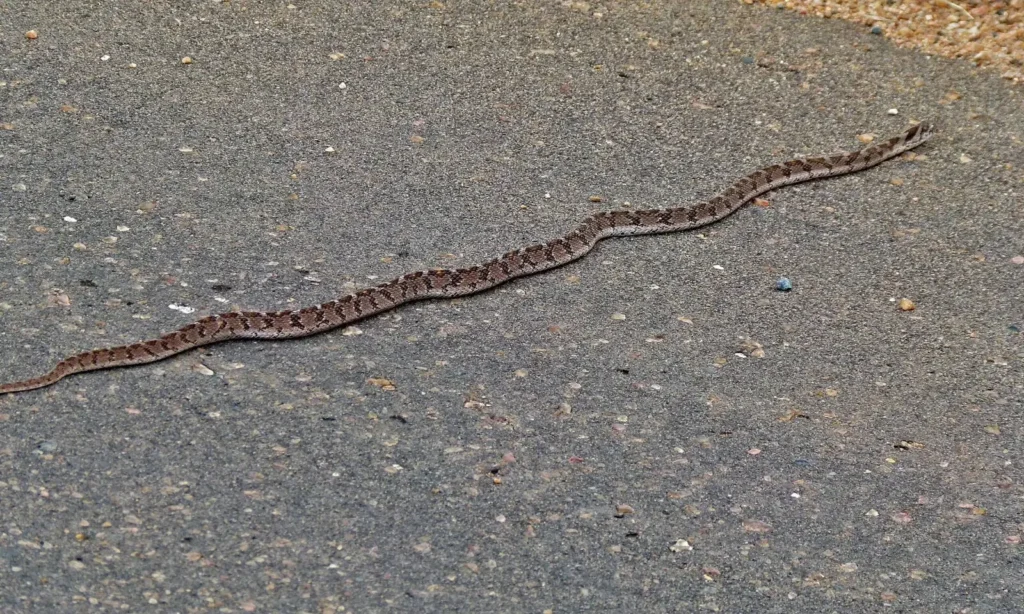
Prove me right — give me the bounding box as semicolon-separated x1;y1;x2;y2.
0;122;933;394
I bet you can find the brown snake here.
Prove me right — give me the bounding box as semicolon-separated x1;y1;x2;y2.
0;122;933;394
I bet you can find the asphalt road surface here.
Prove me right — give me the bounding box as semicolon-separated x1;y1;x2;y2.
1;1;1021;612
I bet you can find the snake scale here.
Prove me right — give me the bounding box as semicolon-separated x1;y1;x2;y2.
0;122;933;394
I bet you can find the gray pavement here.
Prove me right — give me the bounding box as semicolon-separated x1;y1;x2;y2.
1;1;1022;612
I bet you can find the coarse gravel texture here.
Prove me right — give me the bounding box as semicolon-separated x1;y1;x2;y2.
1;1;1022;613
751;0;1024;84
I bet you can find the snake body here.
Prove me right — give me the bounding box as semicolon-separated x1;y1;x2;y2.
0;122;933;394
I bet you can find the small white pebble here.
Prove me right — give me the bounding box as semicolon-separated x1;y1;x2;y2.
192;363;215;377
169;304;196;314
63;216;77;223
324;146;335;153
101;55;110;61
128;63;137;68
116;225;129;232
338;82;347;89
887;108;899;115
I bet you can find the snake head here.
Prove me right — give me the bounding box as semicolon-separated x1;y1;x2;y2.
909;121;935;144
